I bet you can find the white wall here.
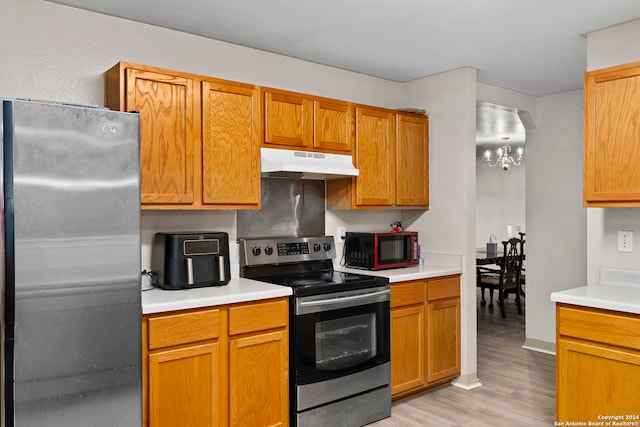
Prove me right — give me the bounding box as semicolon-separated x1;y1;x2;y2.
401;68;480;387
586;19;640;284
526;90;586;347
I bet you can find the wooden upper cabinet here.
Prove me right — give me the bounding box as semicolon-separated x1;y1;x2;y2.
201;80;260;207
327;108;429;210
105;62;261;210
263;88;354;153
396;113;429;207
584;61;640;207
108;66;196;205
264;89;313;148
314;99;354;152
354;106;396;206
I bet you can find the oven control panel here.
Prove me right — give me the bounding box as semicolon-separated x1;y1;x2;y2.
240;236;337;266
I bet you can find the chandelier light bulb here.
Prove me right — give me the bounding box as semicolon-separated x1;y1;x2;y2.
485;136;524;170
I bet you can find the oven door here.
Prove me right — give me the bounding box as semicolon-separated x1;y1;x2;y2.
292;285;390;412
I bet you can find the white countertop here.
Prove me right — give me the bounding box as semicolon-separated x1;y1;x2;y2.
550;268;640;315
142;252;461;314
142;277;292;315
551;284;640;314
337;264;461;283
336;252;462;283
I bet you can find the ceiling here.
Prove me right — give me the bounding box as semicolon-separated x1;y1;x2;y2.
47;0;640;96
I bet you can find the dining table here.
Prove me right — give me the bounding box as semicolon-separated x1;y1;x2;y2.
476;249;504;266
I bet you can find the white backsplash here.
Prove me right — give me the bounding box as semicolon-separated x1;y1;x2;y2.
599;267;640;287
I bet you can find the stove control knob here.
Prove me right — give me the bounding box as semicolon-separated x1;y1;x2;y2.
323;243;332;251
313;243;321;252
252;247;261;256
265;246;274;256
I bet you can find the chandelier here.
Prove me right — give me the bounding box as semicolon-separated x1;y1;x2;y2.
485;137;524;171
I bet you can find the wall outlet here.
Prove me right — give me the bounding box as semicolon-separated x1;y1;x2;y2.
618;230;633;252
337;227;346;240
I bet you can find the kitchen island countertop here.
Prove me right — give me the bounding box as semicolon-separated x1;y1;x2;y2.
551;267;640;315
551;283;640;315
142;277;292;314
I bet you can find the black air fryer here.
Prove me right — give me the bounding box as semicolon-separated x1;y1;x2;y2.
151;232;231;290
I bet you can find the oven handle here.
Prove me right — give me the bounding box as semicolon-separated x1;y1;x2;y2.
297;288;389;314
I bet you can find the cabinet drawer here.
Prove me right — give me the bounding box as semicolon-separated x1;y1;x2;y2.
391;281;424;308
557;304;640;350
147;309;220;350
229;298;288;336
427;276;460;301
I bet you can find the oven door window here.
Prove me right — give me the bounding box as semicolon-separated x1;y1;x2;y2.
315;313;376;371
294;301;390;385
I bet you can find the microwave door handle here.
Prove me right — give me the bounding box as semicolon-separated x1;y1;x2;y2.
218;255;226;282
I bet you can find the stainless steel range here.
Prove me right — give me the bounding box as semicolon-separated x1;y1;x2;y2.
239;236;391;427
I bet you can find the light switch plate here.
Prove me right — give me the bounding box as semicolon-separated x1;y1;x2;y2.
618;230;633;252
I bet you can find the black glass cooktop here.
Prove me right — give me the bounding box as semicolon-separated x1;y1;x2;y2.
250;270;389;297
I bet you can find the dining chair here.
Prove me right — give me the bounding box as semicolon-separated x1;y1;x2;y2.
476;237;524;318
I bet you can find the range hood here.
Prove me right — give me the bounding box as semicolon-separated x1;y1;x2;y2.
260;147;359;180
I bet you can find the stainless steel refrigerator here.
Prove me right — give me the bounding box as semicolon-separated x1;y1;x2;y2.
1;99;142;426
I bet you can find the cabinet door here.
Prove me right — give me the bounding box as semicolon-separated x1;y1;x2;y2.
396;114;429;207
390;304;426;396
126;68;195;205
202;81;260;208
584;62;640;206
229;330;289;427
557;338;640;421
264;89;313;148
355;107;396;206
426;298;461;383
314;99;354;152
149;342;219;427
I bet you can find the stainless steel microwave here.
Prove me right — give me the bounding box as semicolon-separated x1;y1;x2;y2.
344;231;419;270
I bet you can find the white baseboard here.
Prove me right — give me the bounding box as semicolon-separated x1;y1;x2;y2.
522;338;556;355
451;373;482;390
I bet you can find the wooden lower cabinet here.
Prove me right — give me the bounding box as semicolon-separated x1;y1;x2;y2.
426;276;461;383
229;331;288;426
390;303;425;395
390;275;460;400
556;304;640;422
143;298;289;427
149;343;220;427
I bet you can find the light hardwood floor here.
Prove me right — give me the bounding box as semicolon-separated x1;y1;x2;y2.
369;290;556;426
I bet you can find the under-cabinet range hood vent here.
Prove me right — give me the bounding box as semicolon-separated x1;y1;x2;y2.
261;147;359;180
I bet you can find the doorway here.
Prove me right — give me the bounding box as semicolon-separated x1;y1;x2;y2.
475;101;528;324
